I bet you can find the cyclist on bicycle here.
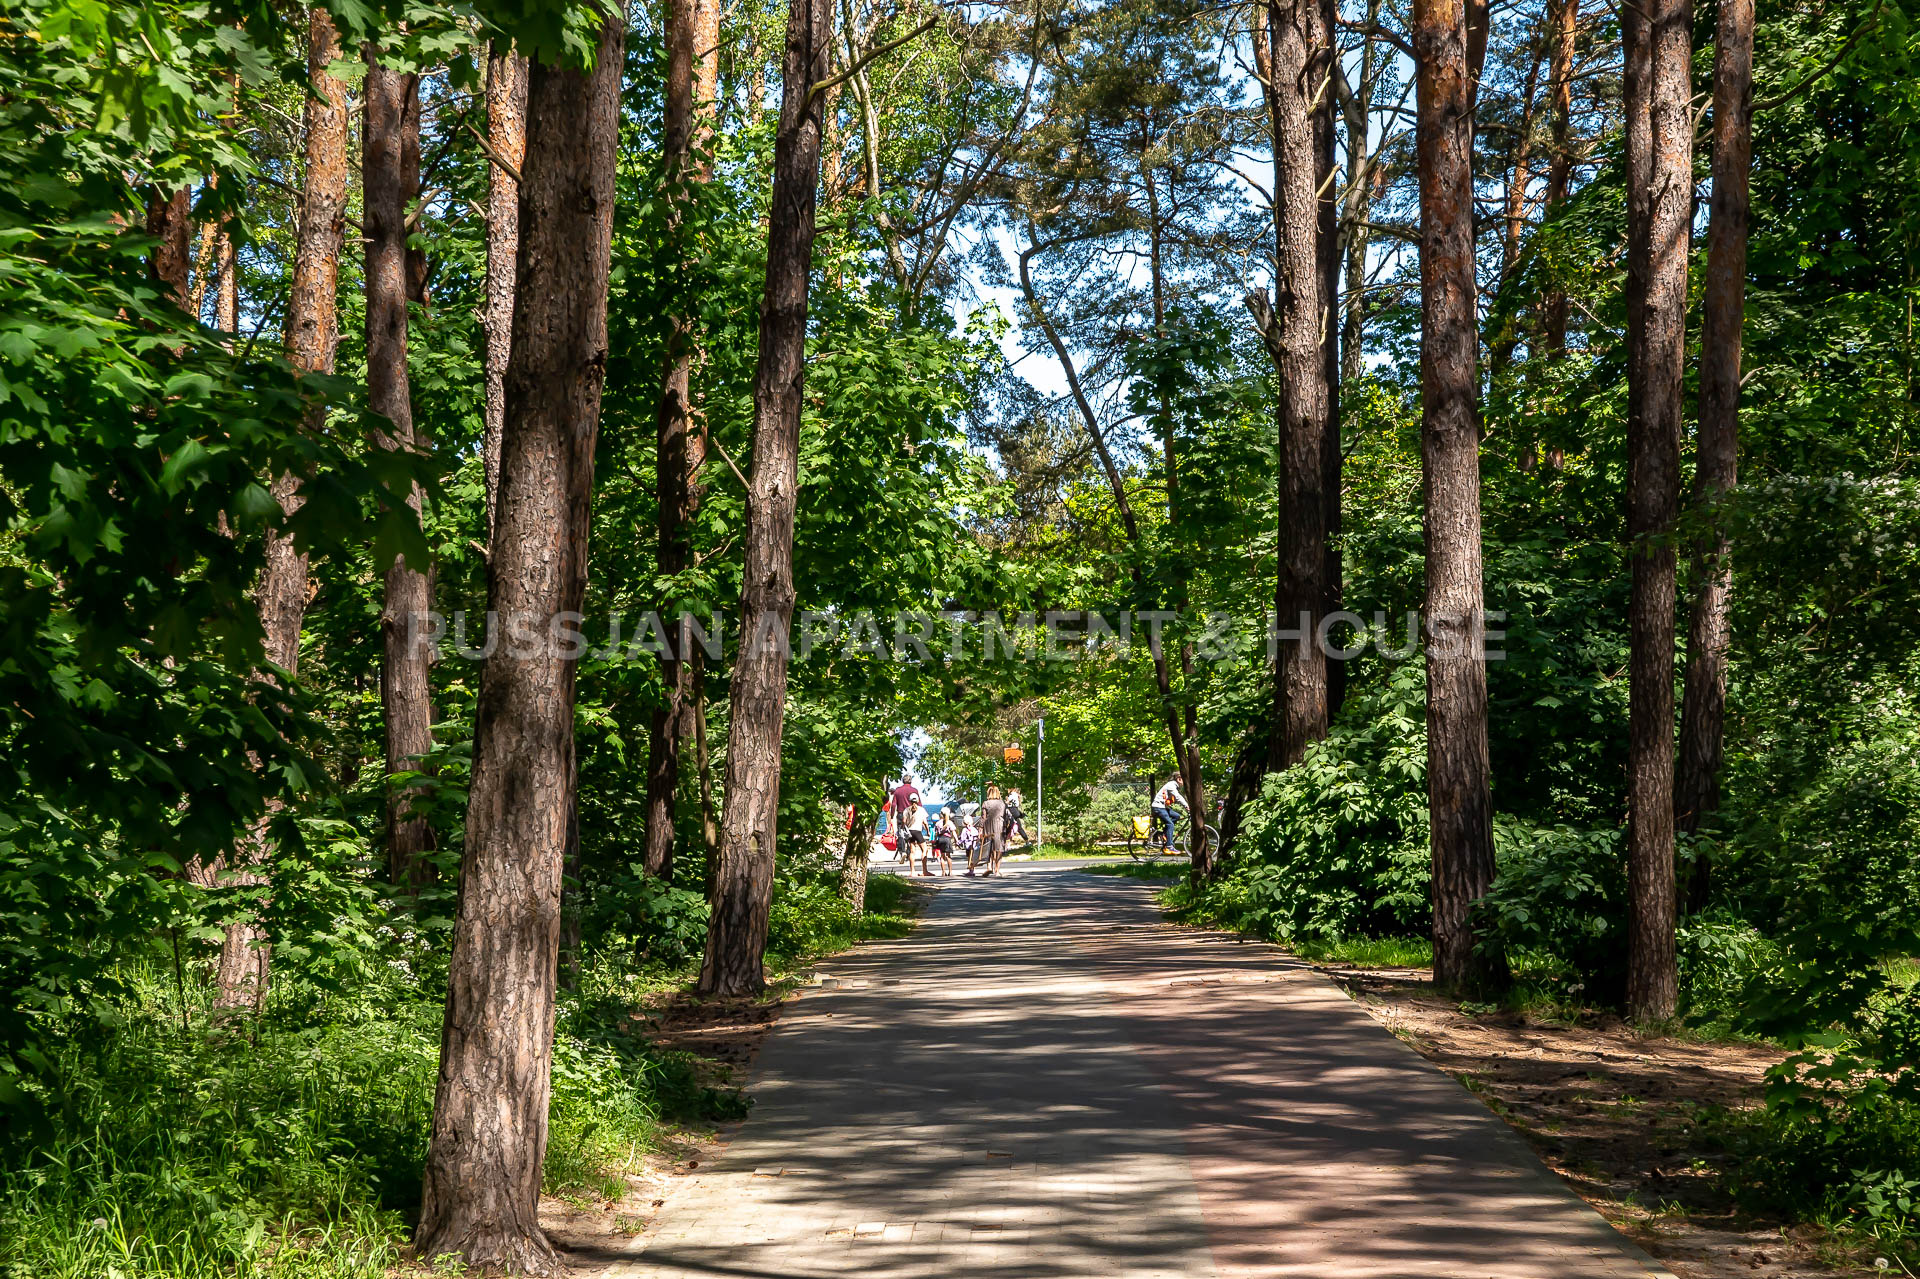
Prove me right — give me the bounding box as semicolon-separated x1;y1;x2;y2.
1150;777;1187;850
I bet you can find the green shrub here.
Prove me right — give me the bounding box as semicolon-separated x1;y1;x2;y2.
1186;664;1429;943
1676;916;1784;1022
1054;788;1146;853
1478;820;1625;1000
1713;1092;1920;1263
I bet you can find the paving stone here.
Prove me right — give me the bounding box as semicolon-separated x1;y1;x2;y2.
588;865;1676;1279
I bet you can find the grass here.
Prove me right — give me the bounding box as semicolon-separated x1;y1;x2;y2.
1080;861;1186;881
1;869;922;1279
1290;935;1435;968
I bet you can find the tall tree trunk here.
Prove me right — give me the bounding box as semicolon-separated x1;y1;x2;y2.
1623;0;1691;1022
644;0;722;883
415;13;625;1271
1314;0;1345;719
1141;172;1214;879
1415;0;1505;998
1019;235;1209;877
145;186;193;308
839;803;869;914
1539;0;1578;356
209;8;350;1012
696;0;831;998
366;54;437;889
216;228;238;333
1676;0;1751;914
1489;40;1545;377
1256;0;1329;772
481;46;529;539
1338;0;1382;388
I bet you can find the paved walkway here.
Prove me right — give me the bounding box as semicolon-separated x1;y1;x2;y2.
597;865;1674;1278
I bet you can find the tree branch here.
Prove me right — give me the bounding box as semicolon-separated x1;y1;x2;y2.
1754;0;1885;112
810;16;940;104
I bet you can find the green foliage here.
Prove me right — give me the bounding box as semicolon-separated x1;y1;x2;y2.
1712;1093;1920;1265
1477;821;1626;1002
1182;664;1429;944
1053;787;1145;853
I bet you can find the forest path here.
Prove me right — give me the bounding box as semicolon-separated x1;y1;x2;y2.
587;864;1675;1278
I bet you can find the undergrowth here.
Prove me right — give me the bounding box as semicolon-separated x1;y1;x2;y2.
0;865;917;1279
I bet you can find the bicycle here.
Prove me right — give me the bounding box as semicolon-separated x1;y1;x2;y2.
1126;805;1218;862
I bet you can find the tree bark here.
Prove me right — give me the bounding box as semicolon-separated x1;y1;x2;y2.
366;54;437;889
1415;0;1506;998
1623;0;1691;1022
482;46;529;540
1314;0;1345;719
415;12;625;1272
145;186;193;309
216;227;238;333
208;8;350;1012
1338;12;1377;389
644;0;722;884
1539;0;1578;356
1257;0;1330;772
1677;0;1748;911
1489;39;1545;377
839;803;869;915
697;0;832;998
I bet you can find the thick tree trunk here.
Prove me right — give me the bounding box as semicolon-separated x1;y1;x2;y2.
415;13;624;1272
216;228;238;333
839;804;869;914
366;55;437;889
145;186;193;309
1677;0;1749;910
481;46;529;539
1259;0;1330;772
697;0;831;998
644;0;722;883
1539;0;1578;356
1623;0;1691;1022
1415;0;1505;998
210;9;350;1012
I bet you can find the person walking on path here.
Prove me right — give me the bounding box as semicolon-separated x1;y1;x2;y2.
904;799;931;876
977;787;1007;876
956;809;979;868
1150;777;1186;851
888;776;920;864
930;808;956;877
1005;788;1031;846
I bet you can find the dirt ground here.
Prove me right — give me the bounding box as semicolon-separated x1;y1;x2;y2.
1314;961;1887;1279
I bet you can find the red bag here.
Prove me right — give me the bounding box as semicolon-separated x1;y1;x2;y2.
881;832;897;851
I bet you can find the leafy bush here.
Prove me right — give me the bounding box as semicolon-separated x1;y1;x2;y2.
1054;788;1146;853
1713;1091;1920;1264
1676;916;1784;1022
1184;665;1429;943
1478;820;1625;1000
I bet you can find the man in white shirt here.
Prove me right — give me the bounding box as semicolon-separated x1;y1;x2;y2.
1151;778;1186;850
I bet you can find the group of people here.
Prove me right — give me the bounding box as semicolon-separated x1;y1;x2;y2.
879;775;1030;878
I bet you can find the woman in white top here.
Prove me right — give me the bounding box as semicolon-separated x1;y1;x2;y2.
905;800;933;875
